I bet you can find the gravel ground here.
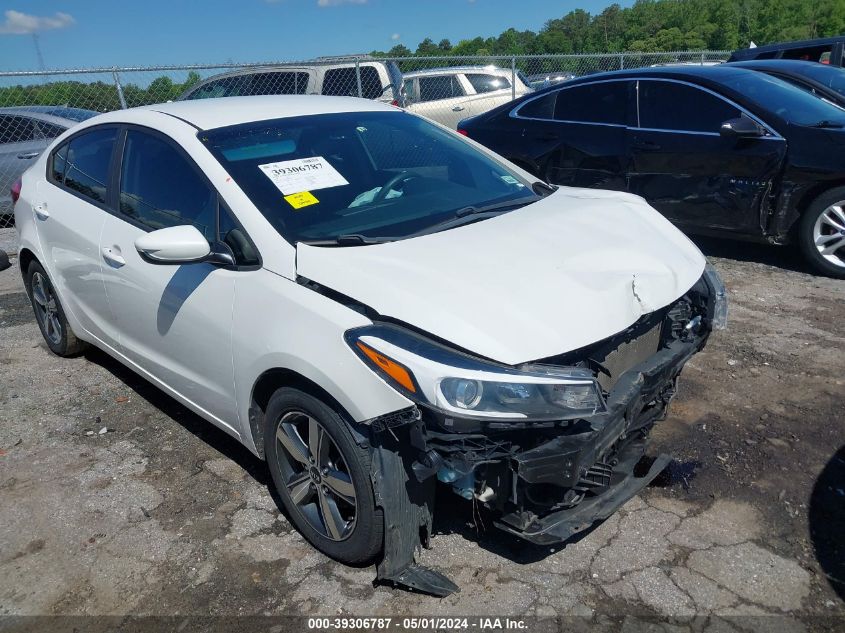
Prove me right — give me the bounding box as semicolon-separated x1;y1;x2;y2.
0;237;843;631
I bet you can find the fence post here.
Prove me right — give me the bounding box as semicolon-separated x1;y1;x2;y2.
619;53;624;70
112;70;127;109
701;51;705;66
511;56;516;101
355;57;363;98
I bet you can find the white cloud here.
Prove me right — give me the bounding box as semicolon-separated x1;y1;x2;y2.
317;0;367;6
391;33;400;41
0;10;75;35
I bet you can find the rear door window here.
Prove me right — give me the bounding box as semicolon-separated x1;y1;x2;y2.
247;72;310;95
554;81;629;125
119;129;216;240
187;76;248;99
0;116;37;144
63;127;117;204
322;67;383;99
465;74;511;94
418;75;465;102
517;92;557;119
638;80;740;133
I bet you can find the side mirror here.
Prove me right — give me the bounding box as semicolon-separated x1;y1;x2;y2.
720;115;765;140
135;225;213;265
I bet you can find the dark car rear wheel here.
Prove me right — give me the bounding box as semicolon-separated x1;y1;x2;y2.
264;387;383;564
24;260;87;356
798;187;845;279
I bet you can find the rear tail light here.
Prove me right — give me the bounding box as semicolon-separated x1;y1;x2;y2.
10;178;21;205
457;129;468;136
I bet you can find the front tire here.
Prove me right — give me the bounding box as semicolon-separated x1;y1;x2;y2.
797;187;845;278
24;260;87;356
264;387;383;564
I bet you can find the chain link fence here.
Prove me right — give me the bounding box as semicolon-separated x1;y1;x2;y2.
0;50;728;230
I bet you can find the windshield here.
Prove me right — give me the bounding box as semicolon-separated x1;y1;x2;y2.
200;111;536;244
721;71;845;126
796;63;845;99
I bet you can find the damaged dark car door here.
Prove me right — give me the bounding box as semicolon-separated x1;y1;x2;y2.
512;79;633;191
626;79;787;236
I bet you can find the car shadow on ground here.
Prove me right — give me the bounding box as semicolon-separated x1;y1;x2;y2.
690;235;813;275
84;346;271;488
809;444;845;602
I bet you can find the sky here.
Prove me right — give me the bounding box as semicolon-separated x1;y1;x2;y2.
0;0;625;71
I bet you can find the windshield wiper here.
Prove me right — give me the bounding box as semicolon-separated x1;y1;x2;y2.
300;234;394;247
532;181;557;197
410;196;540;238
809;120;845;129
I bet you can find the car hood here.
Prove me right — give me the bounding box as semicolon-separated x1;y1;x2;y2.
296;187;706;366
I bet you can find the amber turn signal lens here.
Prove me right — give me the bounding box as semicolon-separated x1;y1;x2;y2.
356;341;416;393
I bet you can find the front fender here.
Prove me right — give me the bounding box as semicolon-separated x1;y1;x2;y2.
232;269;413;454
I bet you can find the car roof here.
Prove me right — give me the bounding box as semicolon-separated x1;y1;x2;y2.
729;59;841;74
553;64;761;88
0;105;99;126
404;66;508;78
730;36;845;58
104;95;398;130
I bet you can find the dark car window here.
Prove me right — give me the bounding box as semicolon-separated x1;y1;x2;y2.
323;67;383;100
119;130;216;240
64;127;117;204
0;116;37;143
794;63;845;98
466;74;511;93
554;81;628;125
50;143;69;183
247;72;310;96
720;71;845;127
34;121;67;139
638;81;740;133
517;92;557;119
187;75;248;100
418;75;465;102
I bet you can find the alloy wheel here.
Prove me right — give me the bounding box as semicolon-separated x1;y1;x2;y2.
31;272;62;346
274;411;357;541
812;202;845;269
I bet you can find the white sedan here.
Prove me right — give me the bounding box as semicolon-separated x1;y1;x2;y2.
13;95;725;596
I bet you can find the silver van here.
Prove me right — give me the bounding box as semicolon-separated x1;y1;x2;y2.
178;59;406;106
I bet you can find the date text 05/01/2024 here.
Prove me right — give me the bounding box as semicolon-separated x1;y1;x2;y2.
307;617;528;630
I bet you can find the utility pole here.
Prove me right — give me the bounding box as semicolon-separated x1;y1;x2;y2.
32;33;46;71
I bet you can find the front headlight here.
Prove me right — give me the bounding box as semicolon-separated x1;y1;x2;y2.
347;325;605;422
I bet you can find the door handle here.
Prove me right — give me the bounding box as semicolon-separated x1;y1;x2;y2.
451;105;465;112
101;246;126;267
33;203;49;220
17;151;39;160
633;140;662;151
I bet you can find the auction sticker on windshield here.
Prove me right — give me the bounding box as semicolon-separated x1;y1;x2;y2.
259;156;349;195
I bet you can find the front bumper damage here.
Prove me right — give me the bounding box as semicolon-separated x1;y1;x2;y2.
366;270;719;596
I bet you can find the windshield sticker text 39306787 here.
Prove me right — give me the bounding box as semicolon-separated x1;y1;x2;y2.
259;156;349;196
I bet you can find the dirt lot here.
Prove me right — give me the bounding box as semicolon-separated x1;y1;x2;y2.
0;235;843;631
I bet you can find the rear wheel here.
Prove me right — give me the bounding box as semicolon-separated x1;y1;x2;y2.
264;387;382;564
798;187;845;278
24;260;87;356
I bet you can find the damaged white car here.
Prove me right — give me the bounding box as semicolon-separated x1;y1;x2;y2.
13;95;726;596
